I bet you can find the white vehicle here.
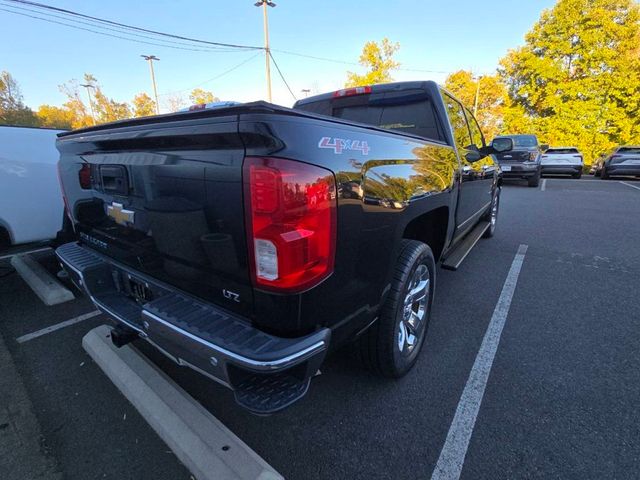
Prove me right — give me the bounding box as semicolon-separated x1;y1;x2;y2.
540;147;584;178
0;125;67;250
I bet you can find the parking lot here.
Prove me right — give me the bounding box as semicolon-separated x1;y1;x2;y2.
1;177;639;480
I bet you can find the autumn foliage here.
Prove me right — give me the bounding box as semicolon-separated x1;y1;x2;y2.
2;0;639;163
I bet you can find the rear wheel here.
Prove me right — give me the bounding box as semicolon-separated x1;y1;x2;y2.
601;168;609;180
482;188;500;238
573;171;582;179
359;240;435;378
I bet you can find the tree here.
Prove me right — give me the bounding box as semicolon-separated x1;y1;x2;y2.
444;71;507;141
189;88;218;105
132;93;156;117
36;105;75;129
499;0;640;164
166;94;186;112
0;71;39;126
345;38;400;87
59;75;98;128
59;74;131;127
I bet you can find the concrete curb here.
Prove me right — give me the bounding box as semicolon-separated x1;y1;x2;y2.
10;254;74;306
82;325;283;480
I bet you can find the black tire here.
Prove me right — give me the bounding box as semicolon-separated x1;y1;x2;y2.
358;240;435;378
601;168;609;179
528;171;541;187
0;227;10;253
482;188;500;238
573;172;582;179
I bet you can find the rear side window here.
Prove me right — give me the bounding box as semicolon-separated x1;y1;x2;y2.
296;90;446;143
618;147;640;154
547;148;579;154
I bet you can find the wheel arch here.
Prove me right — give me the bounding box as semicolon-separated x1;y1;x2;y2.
0;219;13;250
401;206;449;262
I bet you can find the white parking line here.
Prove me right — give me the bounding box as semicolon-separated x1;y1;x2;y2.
16;310;102;344
541;179;547;191
432;244;528;480
620;181;640;191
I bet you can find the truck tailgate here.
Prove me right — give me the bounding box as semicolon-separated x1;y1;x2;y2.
56;114;253;316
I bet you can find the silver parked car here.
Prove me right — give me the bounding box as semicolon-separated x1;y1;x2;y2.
540;147;583;178
601;146;640;179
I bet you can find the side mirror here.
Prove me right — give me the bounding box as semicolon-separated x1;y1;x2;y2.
465;150;482;163
540;144;549;151
490;137;513;153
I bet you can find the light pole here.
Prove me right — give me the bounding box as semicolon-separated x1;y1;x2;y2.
254;1;275;102
473;75;482;117
141;55;160;114
80;83;96;124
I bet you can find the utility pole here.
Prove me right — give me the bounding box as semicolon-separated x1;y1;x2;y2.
80;83;96;125
473;75;482;117
254;1;276;102
301;89;311;98
141;55;160;114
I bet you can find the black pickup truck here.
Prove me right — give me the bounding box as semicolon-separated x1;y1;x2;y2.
55;81;512;414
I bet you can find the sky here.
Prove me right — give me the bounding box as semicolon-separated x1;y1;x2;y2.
0;0;557;112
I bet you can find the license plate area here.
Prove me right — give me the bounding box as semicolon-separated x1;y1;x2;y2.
501;165;512;172
115;270;154;304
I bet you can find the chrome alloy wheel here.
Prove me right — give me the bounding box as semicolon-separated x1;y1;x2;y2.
397;264;430;354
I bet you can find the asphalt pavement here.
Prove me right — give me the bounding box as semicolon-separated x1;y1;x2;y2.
0;177;638;480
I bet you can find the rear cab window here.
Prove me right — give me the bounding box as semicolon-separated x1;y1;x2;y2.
618;147;640;155
546;148;580;155
295;89;447;143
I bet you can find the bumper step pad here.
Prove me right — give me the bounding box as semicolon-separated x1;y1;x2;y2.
56;242;329;414
233;372;311;415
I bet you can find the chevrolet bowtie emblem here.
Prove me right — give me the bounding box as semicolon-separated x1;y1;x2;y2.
107;202;135;226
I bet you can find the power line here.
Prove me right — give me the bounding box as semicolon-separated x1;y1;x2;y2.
3;0;262;50
272;48;452;74
269;51;297;101
0;2;242;52
158;52;263;97
2;0;454;75
0;7;242;53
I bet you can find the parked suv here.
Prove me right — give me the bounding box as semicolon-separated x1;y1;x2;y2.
540;147;583;178
492;134;547;187
601;146;640;179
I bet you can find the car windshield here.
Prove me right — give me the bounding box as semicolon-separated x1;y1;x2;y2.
508;136;538;147
547;148;579;154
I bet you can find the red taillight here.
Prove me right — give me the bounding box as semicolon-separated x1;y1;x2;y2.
244;157;337;293
332;86;372;98
79;163;91;189
189;104;207;111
